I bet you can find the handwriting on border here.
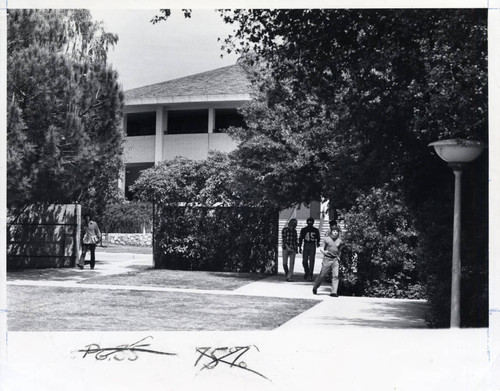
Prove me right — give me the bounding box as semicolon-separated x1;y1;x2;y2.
195;346;269;381
77;336;177;361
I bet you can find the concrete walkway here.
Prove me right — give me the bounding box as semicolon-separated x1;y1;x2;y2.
7;248;428;329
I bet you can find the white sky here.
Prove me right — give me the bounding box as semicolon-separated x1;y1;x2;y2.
90;9;240;91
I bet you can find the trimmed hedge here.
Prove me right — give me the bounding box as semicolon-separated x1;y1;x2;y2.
153;205;279;273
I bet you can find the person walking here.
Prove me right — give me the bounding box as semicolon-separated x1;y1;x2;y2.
282;218;298;282
312;225;343;297
77;213;101;270
298;217;321;281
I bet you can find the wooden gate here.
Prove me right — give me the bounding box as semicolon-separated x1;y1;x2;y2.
7;204;81;270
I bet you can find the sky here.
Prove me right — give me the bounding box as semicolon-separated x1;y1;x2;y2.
90;9;241;91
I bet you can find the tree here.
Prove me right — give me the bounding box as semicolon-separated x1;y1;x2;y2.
7;9;124;215
150;9;488;324
132;152;241;206
221;9;487;208
219;9;487;325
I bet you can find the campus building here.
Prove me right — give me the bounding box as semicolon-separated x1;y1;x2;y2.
121;63;320;220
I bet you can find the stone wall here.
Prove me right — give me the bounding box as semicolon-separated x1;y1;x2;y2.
105;233;152;247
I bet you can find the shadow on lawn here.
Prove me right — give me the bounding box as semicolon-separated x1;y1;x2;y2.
6;260;113;281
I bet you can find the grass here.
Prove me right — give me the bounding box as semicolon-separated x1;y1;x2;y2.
80;266;268;290
7;285;318;331
96;243;152;254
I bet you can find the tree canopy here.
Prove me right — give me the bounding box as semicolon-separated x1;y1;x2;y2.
7;9;124;214
132;152;243;207
146;9;488;324
218;9;488;325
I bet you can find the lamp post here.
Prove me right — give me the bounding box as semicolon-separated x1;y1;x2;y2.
428;138;486;328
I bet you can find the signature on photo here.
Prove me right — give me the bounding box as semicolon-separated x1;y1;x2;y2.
77;336;177;361
195;345;269;381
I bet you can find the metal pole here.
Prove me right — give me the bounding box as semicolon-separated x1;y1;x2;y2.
450;166;463;328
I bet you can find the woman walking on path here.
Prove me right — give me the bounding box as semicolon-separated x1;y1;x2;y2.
77;213;101;270
312;225;343;297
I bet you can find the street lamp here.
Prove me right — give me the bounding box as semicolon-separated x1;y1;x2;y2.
428;138;486;328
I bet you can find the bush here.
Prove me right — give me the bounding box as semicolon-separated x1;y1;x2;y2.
341;185;424;299
153;206;278;273
102;201;153;233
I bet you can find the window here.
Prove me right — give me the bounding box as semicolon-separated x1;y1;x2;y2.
214;108;246;133
167;110;208;134
126;112;156;136
125;163;154;200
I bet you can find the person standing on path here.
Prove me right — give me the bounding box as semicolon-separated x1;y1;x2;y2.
77;213;101;270
298;217;321;281
313;225;343;297
282;218;298;282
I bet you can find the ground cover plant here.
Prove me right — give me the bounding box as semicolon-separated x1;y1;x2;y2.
7;285;318;331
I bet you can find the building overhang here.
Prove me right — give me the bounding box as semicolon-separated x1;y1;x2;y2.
125;93;252;109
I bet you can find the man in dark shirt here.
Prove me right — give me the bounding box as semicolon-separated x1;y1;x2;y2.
299;217;321;281
282;218;298;281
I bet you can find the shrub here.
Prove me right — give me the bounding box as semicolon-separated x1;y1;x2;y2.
341;185;424;299
132;154;280;273
153;206;278;273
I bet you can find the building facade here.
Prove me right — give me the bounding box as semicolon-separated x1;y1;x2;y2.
122;63;319;219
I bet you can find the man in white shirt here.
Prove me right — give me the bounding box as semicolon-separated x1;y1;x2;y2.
312;225;342;297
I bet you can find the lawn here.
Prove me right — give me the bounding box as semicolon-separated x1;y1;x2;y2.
96;243;153;254
7;285;318;331
80;266;268;291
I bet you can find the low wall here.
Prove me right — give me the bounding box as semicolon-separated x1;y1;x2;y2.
105;233;152;247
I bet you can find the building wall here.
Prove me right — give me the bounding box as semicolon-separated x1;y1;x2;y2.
124;133;239;163
163;134;209;160
208;133;239;154
124;136;155;163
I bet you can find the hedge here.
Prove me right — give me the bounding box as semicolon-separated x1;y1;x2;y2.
153;205;279;273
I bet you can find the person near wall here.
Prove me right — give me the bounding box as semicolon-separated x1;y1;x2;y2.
298;217;321;281
77;213;101;270
312;225;343;297
282;218;298;282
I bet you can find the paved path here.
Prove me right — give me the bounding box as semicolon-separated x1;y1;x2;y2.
7;248;428;329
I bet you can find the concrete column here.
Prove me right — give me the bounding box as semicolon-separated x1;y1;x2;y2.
123;112;127;136
120;113;128;194
155;107;165;164
208;108;215;133
117;166;126;195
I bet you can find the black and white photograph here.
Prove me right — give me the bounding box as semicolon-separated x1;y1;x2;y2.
1;2;499;390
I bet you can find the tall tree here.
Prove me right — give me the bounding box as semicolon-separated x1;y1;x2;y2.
219;9;487;325
7;9;124;215
221;9;487;209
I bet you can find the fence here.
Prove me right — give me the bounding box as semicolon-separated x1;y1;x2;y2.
7;204;81;270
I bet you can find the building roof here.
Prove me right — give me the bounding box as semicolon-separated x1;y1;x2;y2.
124;64;252;105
